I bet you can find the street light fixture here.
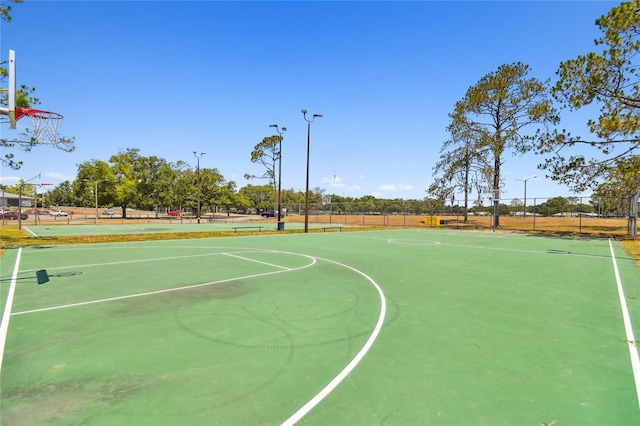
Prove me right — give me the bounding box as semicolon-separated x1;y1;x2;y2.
193;151;206;223
302;110;323;233
516;175;537;218
269;124;286;230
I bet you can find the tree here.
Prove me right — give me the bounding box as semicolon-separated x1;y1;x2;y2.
199;167;224;213
238;184;274;212
245;135;280;210
536;196;571;216
1;0;22;22
212;180;239;215
109;148;144;218
537;1;640;237
46;181;78;208
429;124;493;222
75;160;116;208
135;155;173;213
450;62;559;228
538;1;640;192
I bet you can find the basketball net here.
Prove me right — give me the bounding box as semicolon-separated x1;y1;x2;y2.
16;108;63;146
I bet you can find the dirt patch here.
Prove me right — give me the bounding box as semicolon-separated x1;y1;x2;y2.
107;281;253;318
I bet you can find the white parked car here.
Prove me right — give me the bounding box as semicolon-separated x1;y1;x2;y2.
50;210;69;217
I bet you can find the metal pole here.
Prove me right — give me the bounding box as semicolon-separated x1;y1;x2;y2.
18;174;40;230
302;110;322;233
305;120;311;233
94;181;98;225
278;135;282;223
517;175;537;219
193;152;205;224
523;180;527;218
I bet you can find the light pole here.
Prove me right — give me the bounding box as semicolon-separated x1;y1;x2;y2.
269;124;286;230
193;151;205;223
18;174;41;230
83;179;109;224
516;175;537;218
302;110;323;233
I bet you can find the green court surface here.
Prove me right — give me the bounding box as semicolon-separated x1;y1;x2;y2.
22;222;345;236
1;229;639;425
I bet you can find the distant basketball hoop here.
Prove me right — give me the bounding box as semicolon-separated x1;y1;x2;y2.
15;107;63;145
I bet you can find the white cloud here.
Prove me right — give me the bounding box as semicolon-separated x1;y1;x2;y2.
379;184;396;191
0;175;20;185
397;184;416;191
379;184;416;192
321;175;346;188
44;171;75;182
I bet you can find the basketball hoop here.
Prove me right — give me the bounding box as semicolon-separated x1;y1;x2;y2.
15;107;63;145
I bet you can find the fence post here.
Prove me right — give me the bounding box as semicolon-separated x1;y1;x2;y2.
579;197;583;234
629;192;638;239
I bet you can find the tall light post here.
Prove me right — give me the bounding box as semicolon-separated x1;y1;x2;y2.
302;110;323;233
83;179;109;224
18;174;41;230
516;175;537;218
269;124;287;230
193;151;205;223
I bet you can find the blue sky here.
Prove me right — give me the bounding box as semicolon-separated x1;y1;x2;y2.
0;0;619;201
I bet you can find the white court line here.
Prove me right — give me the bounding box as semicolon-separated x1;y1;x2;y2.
12;252;316;316
223;253;292;270
0;247;22;372
22;226;37;237
281;256;386;426
608;239;640;409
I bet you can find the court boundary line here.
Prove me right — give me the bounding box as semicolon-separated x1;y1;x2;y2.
0;247;22;372
608;239;640;409
22;226;37;237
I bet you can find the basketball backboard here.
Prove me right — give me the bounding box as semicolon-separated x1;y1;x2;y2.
8;49;16;129
1;49;64;143
0;49;17;129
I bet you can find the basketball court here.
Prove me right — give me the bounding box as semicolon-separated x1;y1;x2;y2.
20;222;348;237
1;229;639;425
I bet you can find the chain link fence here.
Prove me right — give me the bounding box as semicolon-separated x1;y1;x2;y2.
281;195;638;237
